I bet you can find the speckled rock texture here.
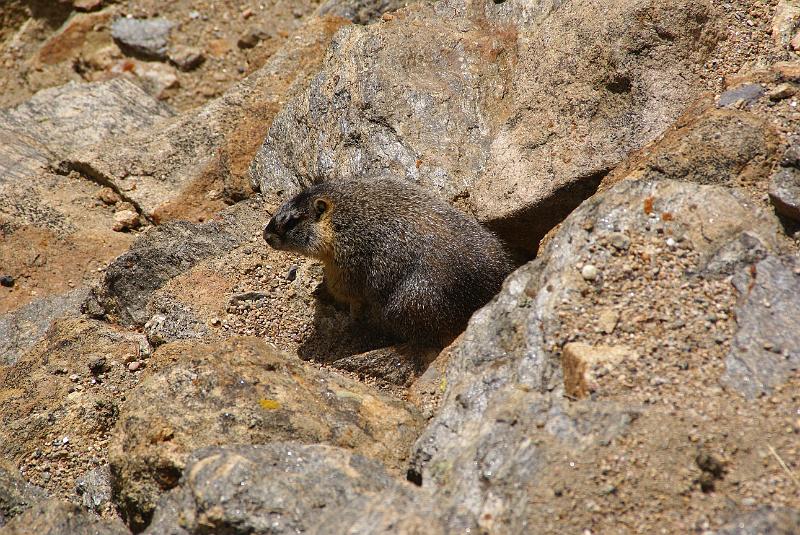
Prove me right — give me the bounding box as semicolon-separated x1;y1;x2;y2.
252;0;722;255
109;337;423;530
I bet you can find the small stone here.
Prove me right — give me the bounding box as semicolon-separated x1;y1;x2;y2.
717;83;764;108
562;343;638;398
111;17;174;60
286;265;298;282
242;8;253;19
792;31;800;51
238;27;269;49
581;264;599;281
89;356;108;375
768;83;797;101
769;166;800;223
168;45;205;71
128;361;141;372
0;275;14;287
69;374;80;382
73;0;104;11
113;209;141;232
609;232;631;251
597;309;619;334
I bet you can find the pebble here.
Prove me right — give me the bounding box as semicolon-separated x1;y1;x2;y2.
128;361;141;372
168;45;205;71
0;275;14;287
238;27;269;49
581;264;599;281
286;265;298;281
609;232;631;251
111;17;174;60
113;210;141;232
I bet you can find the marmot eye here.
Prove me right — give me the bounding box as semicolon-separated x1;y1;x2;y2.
314;199;328;216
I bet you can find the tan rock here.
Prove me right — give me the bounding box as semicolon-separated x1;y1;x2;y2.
110;336;424;529
33;10;115;66
773;0;800;48
562;342;638;398
112;209;140;231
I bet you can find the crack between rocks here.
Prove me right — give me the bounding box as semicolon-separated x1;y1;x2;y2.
53;159;156;225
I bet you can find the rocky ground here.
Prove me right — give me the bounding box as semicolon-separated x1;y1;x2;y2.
1;0;800;534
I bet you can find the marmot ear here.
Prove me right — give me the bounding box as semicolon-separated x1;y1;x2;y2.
314;198;329;217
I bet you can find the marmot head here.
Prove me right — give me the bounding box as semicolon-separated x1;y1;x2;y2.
263;185;333;258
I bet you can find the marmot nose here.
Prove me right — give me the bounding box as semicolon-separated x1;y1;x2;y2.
263;219;281;246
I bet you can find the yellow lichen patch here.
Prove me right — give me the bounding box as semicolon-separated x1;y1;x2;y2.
258;398;281;410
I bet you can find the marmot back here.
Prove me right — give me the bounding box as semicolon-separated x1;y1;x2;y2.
263;178;514;345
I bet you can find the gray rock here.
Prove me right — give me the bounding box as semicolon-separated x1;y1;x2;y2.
722;254;800;397
0;79;173;184
0;499;130;535
143;301;209;347
110;337;423;530
74;466;111;514
61;15;348;220
85;199;262;327
717;83;765;108
715;507;800;534
144;443;449;535
167;45;204;71
410;179;782;532
316;0;418;24
769;166;800;223
0;460;46;527
111;17;173;60
0;288;87;365
251;0;721;255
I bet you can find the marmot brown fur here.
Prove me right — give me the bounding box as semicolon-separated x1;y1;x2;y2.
263;178;514;345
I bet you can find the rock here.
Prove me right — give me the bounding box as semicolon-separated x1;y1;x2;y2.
715;507;800;534
1;79;173;183
143;305;208;347
601;106;778;191
722;255;800;398
236;27;269;49
0;77;174;314
410;178;783;532
112;209;140;232
581;264;599;281
111;17;174;60
717;83;764;108
73;0;104;11
0;499;130;535
769;150;800;222
0;288;87;365
61;15;349;223
144;443;453;535
33;10;115;66
74;466;111;514
316;0;417;25
0;317;148;464
252;0;721;256
109;337;423;530
0;460;46;527
167;45;204;71
85;198;260;326
562;343;637;399
331;345;421;386
0;276;14;287
597;308;619;334
767;83;796;101
773;0;800;50
110;59;179;100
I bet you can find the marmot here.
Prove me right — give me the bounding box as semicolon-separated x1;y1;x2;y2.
263;178;514;345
